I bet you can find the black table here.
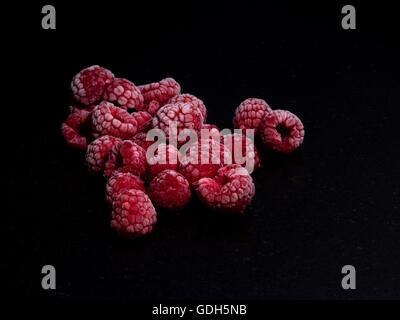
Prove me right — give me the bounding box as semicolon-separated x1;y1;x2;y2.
4;1;400;300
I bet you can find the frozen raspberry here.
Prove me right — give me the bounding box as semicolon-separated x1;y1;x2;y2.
233;98;272;135
104;140;147;178
195;164;255;213
152;102;203;145
146;100;161;115
103;78;144;110
61;106;93;149
105;171;145;205
169;94;207;122
146;143;181;181
111;189;157;238
179;138;231;186
71;65;114;106
69;104;95;114
85;135;121;173
130;132;155;152
147;170;191;211
222;133;261;173
202;123;219;131
260;109;305;153
91;101;152;139
139;77;181;107
201;124;221;140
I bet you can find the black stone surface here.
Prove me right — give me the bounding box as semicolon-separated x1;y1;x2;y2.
4;1;400;300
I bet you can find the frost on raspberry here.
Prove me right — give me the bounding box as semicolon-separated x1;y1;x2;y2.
233;98;272;135
222;133;261;173
169;94;207;123
86;135;121;174
69;104;95;114
179;138;231;186
146;143;181;181
111;189;157;238
195;164;255;213
103;78;144;110
104;140;147;178
152;102;203;146
145;100;161;115
201;124;221;140
130;132;155;152
260;109;304;153
139;77;181;107
71;65;114;106
61;106;93;150
105;171;145;205
91;101;152;139
148;170;191;211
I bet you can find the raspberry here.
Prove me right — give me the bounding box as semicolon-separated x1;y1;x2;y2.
139;77;181;107
105;171;145;205
71;65;114;106
169;94;207;122
146;100;161;115
146;143;181;181
61;106;93;149
69;104;95;114
147;170;191;211
111;189;157;238
130;132;155;152
201;124;221;140
233;98;272;135
85;135;121;173
202;123;219;131
222;133;261;173
179;138;231;186
103;78;144;110
91;101;152;139
260;109;305;153
152;102;203;145
104;140;147;178
195;164;255;213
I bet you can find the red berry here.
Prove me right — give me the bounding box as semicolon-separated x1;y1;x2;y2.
105;171;145;205
146;143;181;181
91;101;152;139
103;78;144;110
195;164;255;213
69;104;95;114
202;123;219;131
221;133;261;173
104;140;147;178
260;109;304;153
146;100;161;115
152;102;203;145
233;98;272;135
169;94;207;122
139;77;181;106
85;135;121;174
71;65;114;106
111;189;157;238
130;132;155;152
61;106;93;149
201;124;221;140
147;170;191;211
179;138;231;186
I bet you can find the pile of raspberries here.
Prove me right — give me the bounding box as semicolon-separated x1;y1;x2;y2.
62;65;305;239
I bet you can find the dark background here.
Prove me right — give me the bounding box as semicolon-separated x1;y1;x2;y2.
3;0;400;300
